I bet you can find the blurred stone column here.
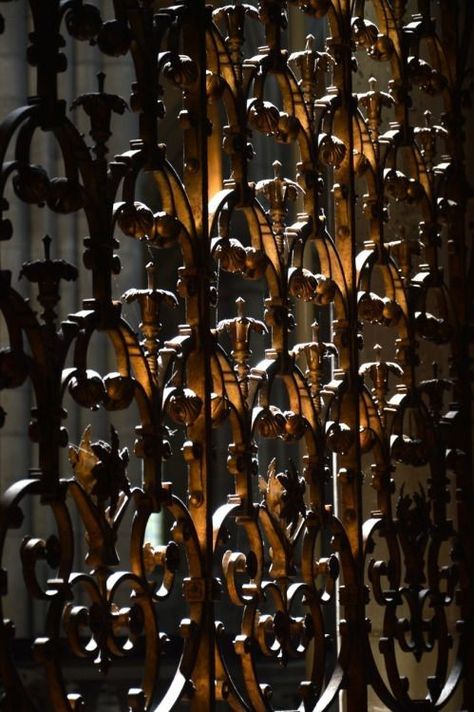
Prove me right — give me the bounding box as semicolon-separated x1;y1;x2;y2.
0;1;32;636
0;1;142;636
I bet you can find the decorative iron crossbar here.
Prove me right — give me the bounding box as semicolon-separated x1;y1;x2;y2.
0;0;472;710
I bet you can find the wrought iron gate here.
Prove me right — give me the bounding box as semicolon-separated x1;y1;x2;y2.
0;0;472;709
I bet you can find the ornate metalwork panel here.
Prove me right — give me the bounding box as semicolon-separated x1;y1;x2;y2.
0;0;472;710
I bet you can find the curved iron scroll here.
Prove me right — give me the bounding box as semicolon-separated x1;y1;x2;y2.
0;0;472;710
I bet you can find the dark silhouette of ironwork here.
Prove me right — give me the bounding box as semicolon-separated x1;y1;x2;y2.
0;1;472;709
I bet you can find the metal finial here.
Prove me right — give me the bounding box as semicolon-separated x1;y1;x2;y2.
146;261;156;290
43;235;52;261
97;71;106;94
311;320;320;342
369;76;377;92
236;296;245;317
272;160;282;179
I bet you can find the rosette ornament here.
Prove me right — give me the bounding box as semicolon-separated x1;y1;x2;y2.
351;17;378;50
288;267;318;302
357;291;402;326
317;133;346;168
116;202;155;241
65;3;102;42
13;164;50;205
162;54;198;90
164;387;202;426
212;238;247;273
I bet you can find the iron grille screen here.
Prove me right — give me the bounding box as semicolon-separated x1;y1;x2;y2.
0;0;472;710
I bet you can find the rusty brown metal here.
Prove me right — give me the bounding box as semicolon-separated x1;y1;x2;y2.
0;0;472;710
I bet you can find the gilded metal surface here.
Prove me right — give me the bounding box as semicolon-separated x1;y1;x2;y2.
0;0;472;710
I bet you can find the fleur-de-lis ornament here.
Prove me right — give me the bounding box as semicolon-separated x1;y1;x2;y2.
292;321;337;412
122;262;178;376
20;235;78;327
256;160;302;255
217;297;267;399
71;72;127;159
387;224;421;282
414;110;448;171
289;35;334;124
419;362;451;420
213;1;258;78
359;344;403;423
357;76;395;142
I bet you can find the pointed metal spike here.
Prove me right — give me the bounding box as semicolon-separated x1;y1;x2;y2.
97;71;106;94
146;261;155;290
272;160;282;179
236;296;245;317
43;235;52;261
